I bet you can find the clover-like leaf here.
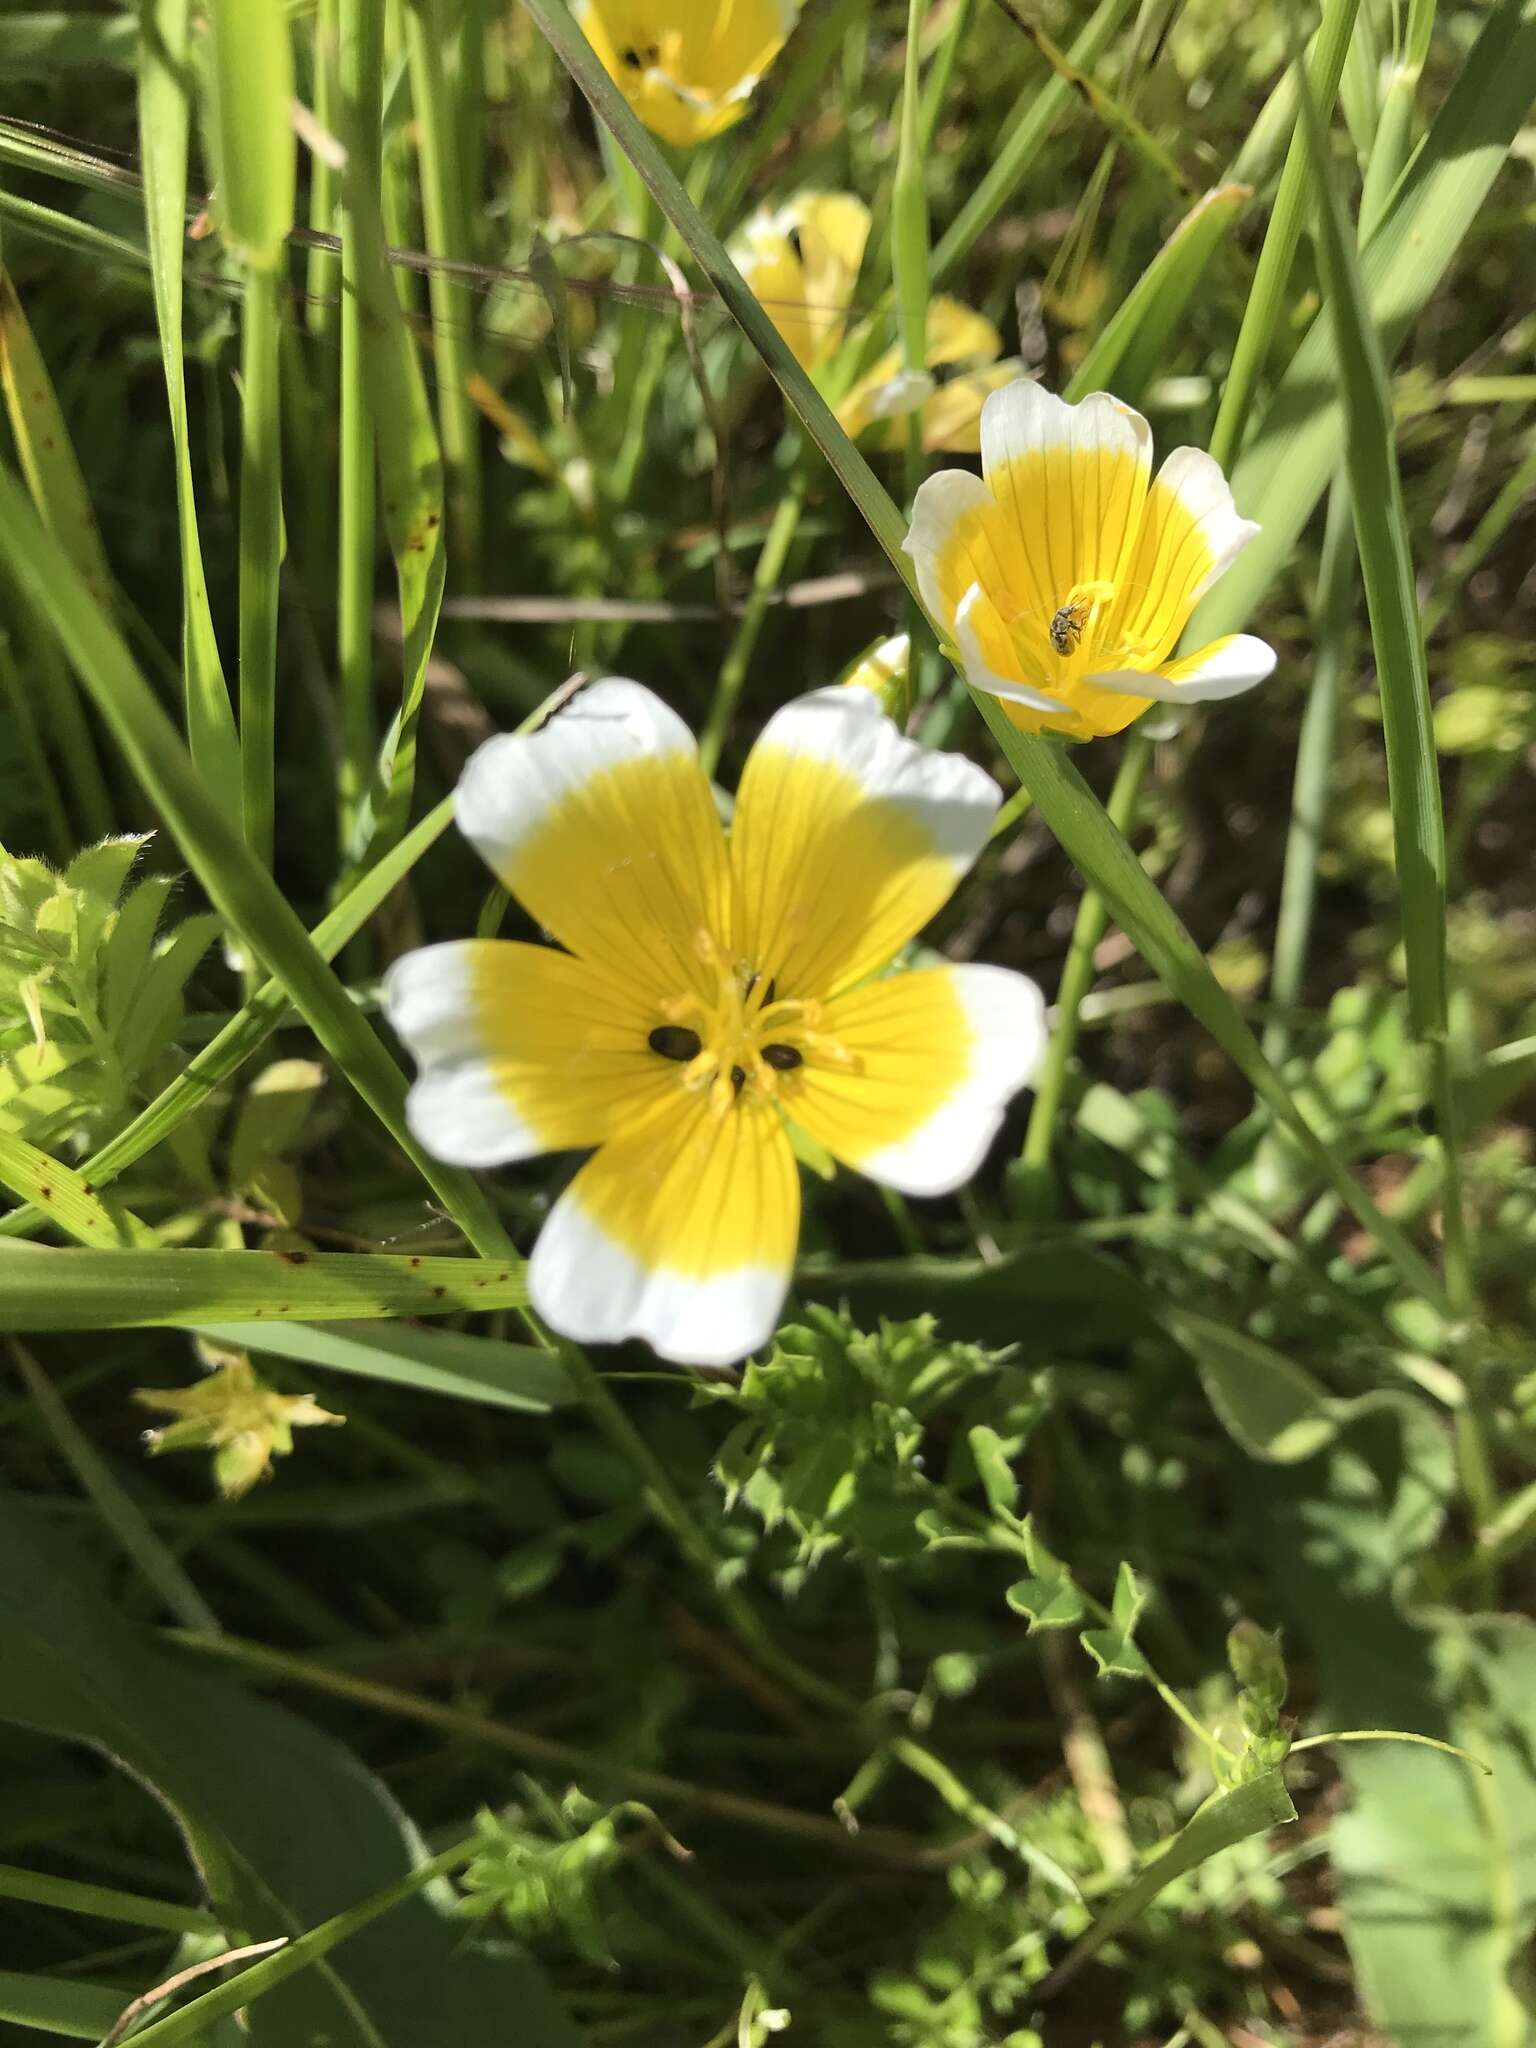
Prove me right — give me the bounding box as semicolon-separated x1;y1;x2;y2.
1004;1516;1085;1631
1080;1559;1151;1678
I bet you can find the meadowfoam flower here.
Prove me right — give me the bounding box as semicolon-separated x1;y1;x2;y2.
577;0;799;148
733;193;1021;452
384;682;1046;1367
905;380;1277;741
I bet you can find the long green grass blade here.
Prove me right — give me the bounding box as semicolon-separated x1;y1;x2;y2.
1191;0;1536;642
136;0;240;792
205;0;295;273
10;1341;219;1631
115;1836;481;2048
0;1247;528;1328
0;1861;212;1934
198;1319;574;1413
1207;0;1362;469
330;82;448;861
0;266;114;838
0;1125;155;1247
0;1970;123;2040
1298;41;1469;1311
529;0;1448;1311
930;0;1141;283
0;468;512;1259
1071;183;1250;408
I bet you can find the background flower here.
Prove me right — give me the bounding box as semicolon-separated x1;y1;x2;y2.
577;0;799;147
906;380;1277;739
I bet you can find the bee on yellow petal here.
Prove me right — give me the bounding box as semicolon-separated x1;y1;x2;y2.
385;683;1047;1367
578;0;800;149
733;193;1022;452
904;380;1278;741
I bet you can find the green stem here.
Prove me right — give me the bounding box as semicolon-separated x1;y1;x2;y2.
403;0;482;580
1207;0;1363;472
894;0;931;515
337;0;382;849
698;473;808;778
1262;474;1353;1064
1021;732;1151;1171
237;263;283;870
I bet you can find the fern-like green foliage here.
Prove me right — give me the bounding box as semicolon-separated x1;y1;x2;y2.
708;1307;1030;1571
0;835;217;1148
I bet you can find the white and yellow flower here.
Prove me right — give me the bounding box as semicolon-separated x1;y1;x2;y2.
577;0;799;149
905;380;1277;741
732;192;1022;452
385;682;1046;1367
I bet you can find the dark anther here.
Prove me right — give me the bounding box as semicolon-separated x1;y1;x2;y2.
621;44;643;66
730;1065;747;1096
649;1024;702;1061
786;226;805;264
762;1043;802;1072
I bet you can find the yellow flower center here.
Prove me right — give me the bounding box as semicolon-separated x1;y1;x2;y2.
1009;577;1161;689
650;930;860;1117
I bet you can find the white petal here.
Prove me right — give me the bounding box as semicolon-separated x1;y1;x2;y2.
979;378;1152;489
955;584;1072;716
1150;446;1261;603
384;944;541;1166
529;1191;791;1367
861;369;937;420
456;677;696;880
857;966;1048;1197
745;681;1003;863
904;467;995;626
1087;633;1277;702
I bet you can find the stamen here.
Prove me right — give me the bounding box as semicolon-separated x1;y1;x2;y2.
648;1024;702;1062
762;1043;803;1071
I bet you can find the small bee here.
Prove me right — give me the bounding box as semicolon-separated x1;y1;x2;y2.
1048;594;1094;656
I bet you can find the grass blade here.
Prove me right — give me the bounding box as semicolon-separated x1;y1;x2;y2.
930;0;1141;284
0;466;512;1259
1190;0;1536;643
1071;182;1251;408
0;1247;528;1328
0;1125;155;1247
136;0;240;795
198;1319;574;1412
1297;38;1469;1310
1206;0;1362;469
328;79;448;861
0;266;114;836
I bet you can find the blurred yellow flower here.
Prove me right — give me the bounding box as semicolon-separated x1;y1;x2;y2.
733;192;1023;452
905;381;1276;741
578;0;799;148
385;681;1045;1367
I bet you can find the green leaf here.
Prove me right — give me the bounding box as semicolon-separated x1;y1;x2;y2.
1162;1306;1343;1463
0;1246;528;1327
0;1969;125;2040
1005;1516;1086;1631
0;1490;580;2046
333;44;447;861
205;0;295;272
1036;1771;1298;2002
1080;1559;1150;1679
199;1317;575;1414
136;0;239;793
1299;35;1447;1041
0;1124;156;1248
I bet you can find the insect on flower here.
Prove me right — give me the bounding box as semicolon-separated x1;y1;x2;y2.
732;192;1024;451
384;684;1046;1367
905;381;1278;740
577;0;801;148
